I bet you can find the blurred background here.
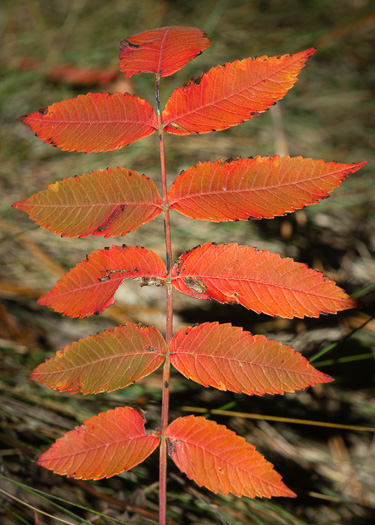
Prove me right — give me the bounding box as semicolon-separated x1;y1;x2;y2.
0;0;374;523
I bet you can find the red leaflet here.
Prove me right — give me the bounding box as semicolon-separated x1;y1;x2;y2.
48;64;119;87
17;92;157;153
38;407;160;480
14;57;119;87
163;49;315;135
169;157;367;221
39;245;167;318
167;416;295;498
32;323;166;394
170;323;332;395
171;243;358;319
119;26;210;77
13;168;162;238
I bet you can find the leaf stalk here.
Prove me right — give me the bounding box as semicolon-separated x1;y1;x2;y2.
156;73;173;525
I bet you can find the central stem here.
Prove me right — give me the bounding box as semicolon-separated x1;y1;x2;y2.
156;74;173;525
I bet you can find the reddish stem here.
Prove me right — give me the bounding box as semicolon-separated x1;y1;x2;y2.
156;74;173;525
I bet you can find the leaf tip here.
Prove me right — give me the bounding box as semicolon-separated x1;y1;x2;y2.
355;160;368;170
37;294;48;307
304;47;317;58
12;199;24;210
283;486;297;498
347;297;363;310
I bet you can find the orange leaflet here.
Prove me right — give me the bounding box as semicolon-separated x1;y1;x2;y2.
32;323;167;394
38;407;160;479
170;322;332;395
167;415;295;498
17;92;157;153
119;26;210;77
39;245;167;318
163;49;315;135
169;156;367;221
13;168;162;238
171;243;359;319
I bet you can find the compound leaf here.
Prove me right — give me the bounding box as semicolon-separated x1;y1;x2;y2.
170;322;332;395
163;49;314;135
171;243;358;319
17;92;157;153
167;415;295;498
13;168;162;238
168;157;367;221
32;323;166;394
119;26;210;77
38;407;160;480
39;245;167;318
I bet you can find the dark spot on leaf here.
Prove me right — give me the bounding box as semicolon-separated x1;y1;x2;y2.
95;204;127;233
120;39;140;49
164;381;169;388
174;256;184;274
132;406;145;417
224;156;242;164
98;275;111;282
38;107;48;115
146;346;156;353
191;72;204;85
139;276;147;287
167;440;177;455
183;72;204;88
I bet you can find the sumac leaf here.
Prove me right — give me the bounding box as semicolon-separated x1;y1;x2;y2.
38;407;160;480
170;322;332;395
17;92;157;153
32;323;166;394
47;64;119;87
168;157;367;221
119;26;210;77
163;49;314;135
167;415;295;498
13;168;162;238
171;243;358;319
39;245;167;318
